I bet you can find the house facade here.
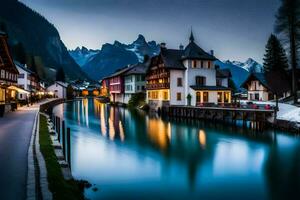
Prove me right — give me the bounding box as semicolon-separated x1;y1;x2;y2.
0;31;19;108
108;66;132;103
241;72;290;101
146;32;232;110
46;81;68;99
123;62;148;104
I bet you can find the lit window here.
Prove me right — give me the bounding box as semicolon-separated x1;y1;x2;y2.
177;93;181;101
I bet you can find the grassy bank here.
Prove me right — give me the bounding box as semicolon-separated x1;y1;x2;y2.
39;114;84;200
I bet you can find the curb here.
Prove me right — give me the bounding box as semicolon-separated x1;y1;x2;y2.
26;112;53;200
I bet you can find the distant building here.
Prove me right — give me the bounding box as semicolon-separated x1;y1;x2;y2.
100;78;110;97
108;66;132;103
0;31;19;110
46;81;68;98
145;32;232;110
241;72;290;101
123;62;148;104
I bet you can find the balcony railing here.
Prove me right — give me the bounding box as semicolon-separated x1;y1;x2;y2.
146;72;169;81
146;83;170;90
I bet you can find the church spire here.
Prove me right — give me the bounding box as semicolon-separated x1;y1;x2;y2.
189;28;194;43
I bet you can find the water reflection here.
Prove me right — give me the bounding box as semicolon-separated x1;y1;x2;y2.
53;98;300;200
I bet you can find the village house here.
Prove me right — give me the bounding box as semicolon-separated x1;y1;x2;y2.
46;81;68;99
123;61;148;104
108;66;132;103
146;32;232;110
241;72;290;101
0;31;19;114
15;61;39;100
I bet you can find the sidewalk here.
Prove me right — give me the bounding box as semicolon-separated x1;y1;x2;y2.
0;100;51;200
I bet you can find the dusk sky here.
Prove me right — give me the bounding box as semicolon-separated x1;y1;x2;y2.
21;0;280;63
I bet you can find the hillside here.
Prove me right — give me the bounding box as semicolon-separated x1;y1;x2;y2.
0;0;88;81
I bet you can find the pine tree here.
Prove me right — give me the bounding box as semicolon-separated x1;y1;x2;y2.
56;67;66;82
275;0;300;103
263;34;289;73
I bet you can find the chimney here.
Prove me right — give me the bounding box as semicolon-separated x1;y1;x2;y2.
179;44;184;50
160;42;166;49
210;50;214;56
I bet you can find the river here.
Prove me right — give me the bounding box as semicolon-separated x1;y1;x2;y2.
53;98;300;200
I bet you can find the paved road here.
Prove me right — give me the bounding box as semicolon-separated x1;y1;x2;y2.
0;105;39;200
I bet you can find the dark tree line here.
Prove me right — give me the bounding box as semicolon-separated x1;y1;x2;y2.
275;0;300;103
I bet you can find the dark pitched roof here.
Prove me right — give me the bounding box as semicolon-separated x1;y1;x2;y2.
216;69;232;78
190;85;231;91
182;41;216;60
160;48;186;69
107;65;133;78
14;61;34;74
124;61;150;75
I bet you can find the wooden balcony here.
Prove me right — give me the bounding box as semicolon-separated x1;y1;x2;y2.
146;72;169;81
146;83;170;90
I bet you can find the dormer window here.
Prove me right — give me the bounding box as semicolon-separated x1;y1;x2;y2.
192;60;197;68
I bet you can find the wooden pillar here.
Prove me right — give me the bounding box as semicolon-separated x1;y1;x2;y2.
62;120;66;159
67;127;71;170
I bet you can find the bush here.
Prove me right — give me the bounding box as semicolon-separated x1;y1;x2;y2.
128;92;146;108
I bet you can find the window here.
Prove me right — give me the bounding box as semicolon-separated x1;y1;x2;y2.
142;86;145;90
224;92;230;103
216;78;222;86
196;76;206;86
177;93;181;101
177;77;182;87
137;85;140;90
196;92;201;103
203;92;209;103
20;94;23;99
1;70;5;79
201;61;204;68
255;93;259;100
218;92;223;103
208;61;211;69
163;91;168;100
192;60;197;68
18;73;25;78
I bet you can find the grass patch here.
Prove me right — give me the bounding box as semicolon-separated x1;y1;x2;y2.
39;114;85;200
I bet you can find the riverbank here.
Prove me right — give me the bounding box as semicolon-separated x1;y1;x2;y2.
39;114;85;200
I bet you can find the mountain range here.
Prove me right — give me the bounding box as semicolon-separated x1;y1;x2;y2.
69;34;160;80
0;0;88;82
69;36;263;89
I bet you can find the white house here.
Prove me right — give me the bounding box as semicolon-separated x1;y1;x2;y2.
241;72;290;101
146;32;232;110
123;62;148;104
47;81;68;99
15;61;33;100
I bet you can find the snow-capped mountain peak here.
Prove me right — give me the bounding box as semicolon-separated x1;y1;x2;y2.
224;58;263;73
69;47;100;66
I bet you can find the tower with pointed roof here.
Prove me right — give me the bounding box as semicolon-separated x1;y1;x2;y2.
145;31;232;111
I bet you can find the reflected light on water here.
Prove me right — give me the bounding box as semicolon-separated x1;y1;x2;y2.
109;107;115;141
83;98;89;127
77;101;80;125
119;121;125;142
147;118;171;150
100;103;107;136
198;129;206;149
